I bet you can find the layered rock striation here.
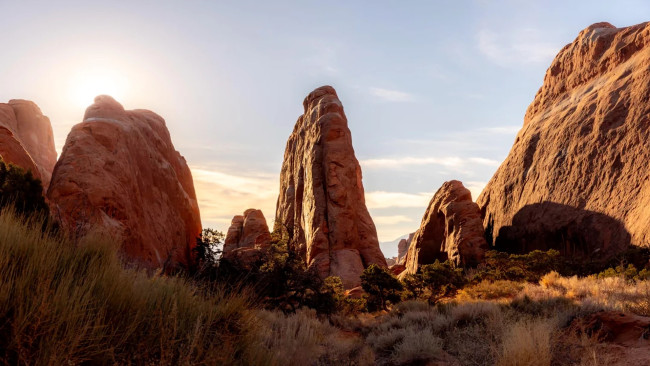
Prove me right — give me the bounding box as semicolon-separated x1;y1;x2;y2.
275;86;386;288
402;180;488;277
0;100;57;188
478;22;650;259
48;96;201;269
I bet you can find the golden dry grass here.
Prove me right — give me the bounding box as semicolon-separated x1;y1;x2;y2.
0;210;256;365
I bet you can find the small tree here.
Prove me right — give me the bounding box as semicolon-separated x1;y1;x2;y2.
361;264;403;311
0;159;48;217
421;260;466;303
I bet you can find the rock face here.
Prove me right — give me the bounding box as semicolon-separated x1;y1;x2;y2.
397;232;414;264
0;100;57;188
275;86;387;288
478;22;650;259
402;181;488;277
222;209;271;263
48;96;201;269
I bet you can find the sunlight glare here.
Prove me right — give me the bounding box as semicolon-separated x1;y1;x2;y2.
68;67;129;108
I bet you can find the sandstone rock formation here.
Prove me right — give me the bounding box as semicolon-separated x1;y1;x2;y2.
397;232;414;264
222;209;271;266
478;22;650;259
48;95;201;269
275;86;386;288
0;100;56;188
402;180;488;277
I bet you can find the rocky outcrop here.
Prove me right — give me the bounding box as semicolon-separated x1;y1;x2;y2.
222;209;271;266
478;22;650;259
0;100;56;188
47;95;201;269
402;180;488;277
397;232;414;264
274;86;387;288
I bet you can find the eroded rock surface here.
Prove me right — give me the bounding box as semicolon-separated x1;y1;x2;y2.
398;232;414;264
275;86;386;288
402;180;487;277
222;209;271;264
478;22;650;258
0;100;56;188
48;95;201;269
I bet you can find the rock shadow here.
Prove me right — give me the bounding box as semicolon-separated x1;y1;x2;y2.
495;201;631;260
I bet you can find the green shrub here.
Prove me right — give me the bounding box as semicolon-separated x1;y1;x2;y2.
361;264;403;311
421;260;467;303
0;159;48;218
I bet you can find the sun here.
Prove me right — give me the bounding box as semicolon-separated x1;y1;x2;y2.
68;67;129;109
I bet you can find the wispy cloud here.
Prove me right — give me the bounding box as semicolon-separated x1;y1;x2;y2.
373;215;414;225
477;28;560;66
478;125;521;135
361;156;500;169
191;167;278;231
365;191;433;209
369;87;415;102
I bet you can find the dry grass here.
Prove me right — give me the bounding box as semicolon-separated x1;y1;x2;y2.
457;280;524;301
0;210;255;365
249;308;373;366
523;271;650;316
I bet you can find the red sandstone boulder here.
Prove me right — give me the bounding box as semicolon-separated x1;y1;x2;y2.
478;22;650;259
223;209;271;259
47;95;201;269
274;86;387;289
388;263;406;276
402;181;488;277
0;100;56;189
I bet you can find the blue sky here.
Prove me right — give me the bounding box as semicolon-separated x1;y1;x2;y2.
0;0;647;256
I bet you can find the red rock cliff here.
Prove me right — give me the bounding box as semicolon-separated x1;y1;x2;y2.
478;22;650;258
48;96;201;269
275;86;386;288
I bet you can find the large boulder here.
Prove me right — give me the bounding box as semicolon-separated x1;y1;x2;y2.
275;85;387;288
402;180;488;277
0;100;57;189
478;22;650;259
222;209;271;265
48;95;202;269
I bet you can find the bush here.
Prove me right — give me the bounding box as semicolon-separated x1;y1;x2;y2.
361;264;403;311
421;260;467;303
0;159;48;218
475;249;561;282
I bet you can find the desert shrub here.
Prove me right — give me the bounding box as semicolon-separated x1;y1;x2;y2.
496;319;553;366
421;260;467;303
475;249;561;283
457;280;524;300
0;209;255;365
400;273;426;300
390;330;444;365
250;308;373;366
0;159;48;218
361;264;403;311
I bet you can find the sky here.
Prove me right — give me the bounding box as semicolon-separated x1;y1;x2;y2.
0;0;648;257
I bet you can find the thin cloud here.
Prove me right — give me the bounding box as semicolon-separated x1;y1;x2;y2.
477;28;560;66
365;191;433;209
361;156;500;169
369;87;415;102
373;215;414;225
478;126;520;134
191;167;278;231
